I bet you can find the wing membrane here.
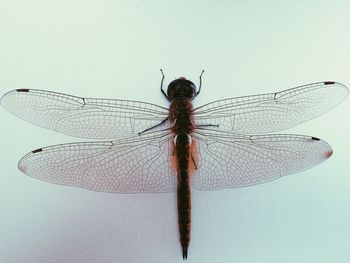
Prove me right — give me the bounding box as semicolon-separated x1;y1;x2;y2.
191;129;332;190
18;131;177;193
194;82;348;133
1;89;169;139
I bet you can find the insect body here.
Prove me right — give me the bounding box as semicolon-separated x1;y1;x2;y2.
167;77;197;259
1;71;348;259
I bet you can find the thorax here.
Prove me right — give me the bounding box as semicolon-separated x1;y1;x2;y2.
169;98;194;135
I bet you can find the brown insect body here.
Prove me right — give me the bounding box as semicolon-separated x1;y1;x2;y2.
168;78;197;260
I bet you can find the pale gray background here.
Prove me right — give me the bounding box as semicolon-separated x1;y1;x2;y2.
0;1;349;262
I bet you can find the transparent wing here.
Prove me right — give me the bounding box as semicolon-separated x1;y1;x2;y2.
18;131;177;193
1;89;169;139
194;82;348;133
191;129;333;190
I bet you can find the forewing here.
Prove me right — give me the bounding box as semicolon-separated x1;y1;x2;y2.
1;89;169;139
194;82;348;133
18;131;177;193
191;129;332;190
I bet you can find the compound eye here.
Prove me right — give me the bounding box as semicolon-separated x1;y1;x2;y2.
191;84;196;93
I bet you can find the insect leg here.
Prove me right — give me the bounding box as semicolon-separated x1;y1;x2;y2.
195;124;219;129
138;117;169;135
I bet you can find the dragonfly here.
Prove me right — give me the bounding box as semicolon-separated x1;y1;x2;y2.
1;70;348;259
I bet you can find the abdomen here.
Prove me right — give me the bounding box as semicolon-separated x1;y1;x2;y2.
175;133;191;259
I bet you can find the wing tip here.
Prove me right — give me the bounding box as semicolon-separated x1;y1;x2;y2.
324;81;349;94
1;89;30;108
311;136;333;159
17;160;27;174
321;81;349;106
324;150;333;158
17;148;43;174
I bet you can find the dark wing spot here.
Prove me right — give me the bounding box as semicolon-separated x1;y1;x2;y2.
311;136;320;141
324;81;335;85
16;89;30;92
32;148;43;153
